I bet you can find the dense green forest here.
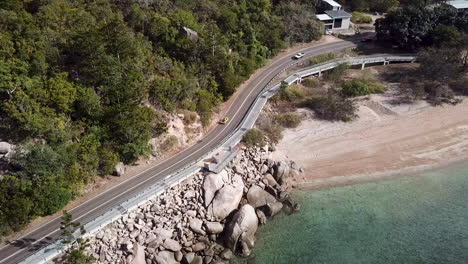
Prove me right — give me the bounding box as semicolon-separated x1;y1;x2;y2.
338;0;449;12
376;5;468;49
0;0;324;237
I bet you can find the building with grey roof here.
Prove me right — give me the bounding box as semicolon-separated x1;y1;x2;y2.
446;0;468;11
316;0;351;31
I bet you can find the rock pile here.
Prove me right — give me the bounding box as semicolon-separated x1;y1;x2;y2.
0;141;14;159
86;144;302;264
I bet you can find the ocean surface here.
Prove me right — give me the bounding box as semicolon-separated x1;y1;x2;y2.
233;162;468;264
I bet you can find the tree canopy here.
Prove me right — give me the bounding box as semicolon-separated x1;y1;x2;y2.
0;0;322;238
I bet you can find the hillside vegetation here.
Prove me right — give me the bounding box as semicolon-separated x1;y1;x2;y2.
0;0;323;237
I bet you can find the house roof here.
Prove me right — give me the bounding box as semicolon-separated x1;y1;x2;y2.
447;0;468;9
316;14;333;21
323;0;342;8
325;10;352;19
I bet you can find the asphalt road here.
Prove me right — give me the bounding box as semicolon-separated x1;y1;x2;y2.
0;38;357;264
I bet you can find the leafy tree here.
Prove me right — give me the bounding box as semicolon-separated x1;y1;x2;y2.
376;6;468;50
430;25;462;47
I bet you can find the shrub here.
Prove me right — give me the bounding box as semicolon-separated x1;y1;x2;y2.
256;114;284;143
262;123;284;144
309;52;336;65
181;110;198;126
98;147;120;175
160;135;179;152
278;84;308;102
351;12;373;24
302;78;320;88
341;79;385;97
450;78;468;96
274;112;301;128
324;63;349;82
242;128;266;147
305;90;356;122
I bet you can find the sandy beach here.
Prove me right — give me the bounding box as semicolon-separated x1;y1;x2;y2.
275;91;468;189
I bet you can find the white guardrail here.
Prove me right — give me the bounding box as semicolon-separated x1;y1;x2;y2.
19;53;416;264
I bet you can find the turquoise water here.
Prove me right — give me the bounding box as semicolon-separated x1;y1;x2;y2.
234;163;468;264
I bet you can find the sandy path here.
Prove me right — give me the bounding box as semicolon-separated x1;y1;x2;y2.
276;97;468;188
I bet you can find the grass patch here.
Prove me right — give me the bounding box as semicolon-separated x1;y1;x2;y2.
341;79;385;97
309;52;336;65
351;12;373;24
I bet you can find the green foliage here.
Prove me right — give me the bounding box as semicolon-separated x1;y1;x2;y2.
339;0;399;12
60;212;94;264
309;52;336;65
98;147;119;175
0;0;324;237
274;112;302;128
64;248;94;264
351;12;373;24
398;44;467;105
242;128;266;148
430;25;462;47
278;84;308;102
417;45;467;82
105;104;156;162
275;2;323;44
341;79;385;97
197;89;220;127
324;63;349;82
375;7;468;50
305;90;357;122
60;210;81;244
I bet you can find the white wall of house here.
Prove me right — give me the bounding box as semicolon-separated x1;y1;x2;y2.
341;17;350;29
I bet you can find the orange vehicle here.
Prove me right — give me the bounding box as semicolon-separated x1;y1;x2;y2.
219;117;229;124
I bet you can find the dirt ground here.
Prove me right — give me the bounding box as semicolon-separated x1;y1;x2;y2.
274;64;468;189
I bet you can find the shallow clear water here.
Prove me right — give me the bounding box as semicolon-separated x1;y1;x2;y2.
233;163;468;264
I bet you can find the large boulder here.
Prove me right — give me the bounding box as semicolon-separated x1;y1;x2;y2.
273;161;290;184
114;162;125;176
0;142;12;155
131;244;146;264
224;204;258;253
209;175;244;221
155;250;178;264
266;202;283;217
205;222;224;234
203;170;229;207
263;174;279;187
189;218;205;235
163;238;182;252
246;185;277;208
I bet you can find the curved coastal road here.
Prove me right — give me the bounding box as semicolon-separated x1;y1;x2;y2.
0;38;358;264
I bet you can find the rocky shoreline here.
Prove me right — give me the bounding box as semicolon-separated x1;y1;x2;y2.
79;143;302;264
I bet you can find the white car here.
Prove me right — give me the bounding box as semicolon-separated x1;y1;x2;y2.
293;52;305;60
